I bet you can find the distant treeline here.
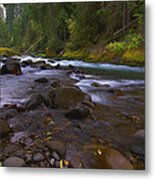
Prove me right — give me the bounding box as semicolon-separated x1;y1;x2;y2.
0;1;145;65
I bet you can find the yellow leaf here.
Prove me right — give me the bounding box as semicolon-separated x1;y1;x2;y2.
64;160;69;166
60;160;63;168
97;149;102;155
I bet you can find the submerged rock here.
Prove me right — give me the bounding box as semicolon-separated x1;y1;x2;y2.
1;60;22;75
3;157;25;167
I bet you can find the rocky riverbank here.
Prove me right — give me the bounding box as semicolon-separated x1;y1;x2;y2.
0;56;145;169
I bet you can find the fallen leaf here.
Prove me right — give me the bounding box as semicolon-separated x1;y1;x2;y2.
97;149;102;155
60;160;63;168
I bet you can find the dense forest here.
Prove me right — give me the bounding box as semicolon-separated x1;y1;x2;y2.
0;1;145;169
0;1;145;66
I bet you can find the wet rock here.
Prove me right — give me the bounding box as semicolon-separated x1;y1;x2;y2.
85;145;133;169
45;140;66;158
50;80;61;88
91;82;100;87
47;59;55;63
101;147;133;169
35;78;48;83
68;64;74;69
52;151;60;161
25;93;47;110
3;157;25;167
130;129;145;158
52;86;87;109
0;120;11;138
31;61;46;68
65;106;90;119
40;64;52;70
55;63;61;69
1;60;22;75
33;153;45;162
21;60;33;67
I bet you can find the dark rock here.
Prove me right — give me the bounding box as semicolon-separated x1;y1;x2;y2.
130;129;145;157
69;155;83;168
31;61;46;68
50;80;61;88
65;106;90;120
51;86;87;109
55;63;61;69
91;82;100;87
107;88;115;94
45;140;66;158
1;60;22;75
21;60;33;67
3;157;25;167
48;59;55;63
0;120;11;138
35;78;48;83
33;153;45;162
25;93;47;110
68;64;74;69
40;64;52;70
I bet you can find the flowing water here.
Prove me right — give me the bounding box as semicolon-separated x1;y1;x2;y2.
0;55;144;108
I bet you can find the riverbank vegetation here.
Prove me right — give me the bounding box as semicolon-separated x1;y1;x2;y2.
0;1;144;66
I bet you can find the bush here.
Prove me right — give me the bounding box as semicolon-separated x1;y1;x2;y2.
105;42;126;52
125;33;144;50
0;47;18;56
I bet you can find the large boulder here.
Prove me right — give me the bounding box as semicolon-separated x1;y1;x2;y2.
0;120;11;138
1;60;22;75
130;129;145;158
50;86;88;109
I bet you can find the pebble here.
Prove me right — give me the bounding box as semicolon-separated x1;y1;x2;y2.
33;153;45;162
50;158;55;166
52;151;60;161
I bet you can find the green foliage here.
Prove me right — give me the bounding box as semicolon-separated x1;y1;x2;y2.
105;42;126;52
125;32;144;50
